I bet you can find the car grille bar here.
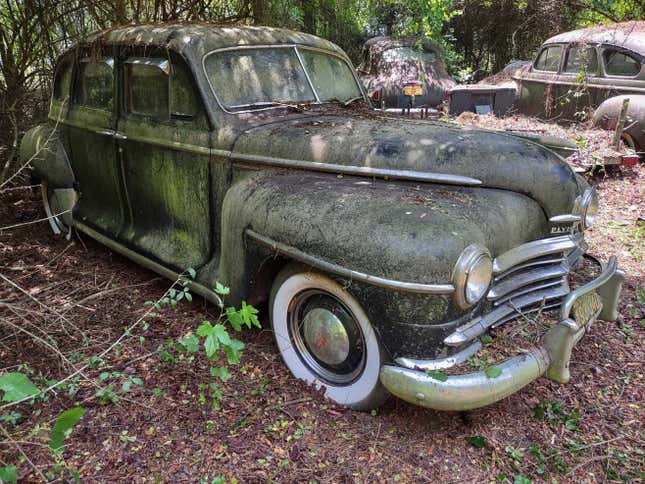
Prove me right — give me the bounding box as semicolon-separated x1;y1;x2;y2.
444;234;587;347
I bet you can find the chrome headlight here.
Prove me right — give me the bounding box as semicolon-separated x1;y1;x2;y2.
452;245;493;309
576;188;599;230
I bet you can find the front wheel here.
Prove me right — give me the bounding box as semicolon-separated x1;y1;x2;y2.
270;264;388;410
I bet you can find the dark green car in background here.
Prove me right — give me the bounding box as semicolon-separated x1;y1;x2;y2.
21;24;625;411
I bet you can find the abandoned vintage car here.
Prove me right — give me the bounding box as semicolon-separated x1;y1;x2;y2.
357;36;455;111
514;21;645;153
21;24;624;411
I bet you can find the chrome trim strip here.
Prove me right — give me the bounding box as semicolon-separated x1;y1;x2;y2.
396;341;482;371
560;256;617;320
494;256;565;282
74;222;222;307
246;229;455;294
233;153;483;186
493;235;578;275
125;57;170;75
493;278;565;306
487;263;568;300
293;46;320;103
549;214;581;223
444;283;570;346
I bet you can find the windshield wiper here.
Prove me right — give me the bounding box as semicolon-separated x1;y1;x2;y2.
326;96;365;107
228;101;305;111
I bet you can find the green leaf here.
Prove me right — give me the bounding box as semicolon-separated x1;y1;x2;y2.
184;292;193;302
212;324;231;345
224;339;245;365
0;373;39;402
480;334;493;344
50;407;86;453
0;466;18;483
226;307;244;331
204;335;219;358
426;371;448;382
187;268;197;279
240;301;260;328
513;475;532;484
197;321;213;337
210;366;232;382
214;282;230;296
466;435;486;448
485;366;503;378
178;334;200;353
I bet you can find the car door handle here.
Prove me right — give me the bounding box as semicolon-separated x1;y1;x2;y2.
113;132;127;140
97;129;115;137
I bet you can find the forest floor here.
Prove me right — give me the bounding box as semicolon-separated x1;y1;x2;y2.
0;119;643;483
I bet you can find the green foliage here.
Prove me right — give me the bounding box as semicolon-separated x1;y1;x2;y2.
465;435;487;448
50;407;86;454
532;400;580;431
0;372;39;402
0;466;18;483
426;370;448;381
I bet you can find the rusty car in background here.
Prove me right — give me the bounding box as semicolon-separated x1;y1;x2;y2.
357;36;455;111
21;24;623;412
514;21;645;153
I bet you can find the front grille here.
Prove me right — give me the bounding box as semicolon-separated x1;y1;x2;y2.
444;234;587;347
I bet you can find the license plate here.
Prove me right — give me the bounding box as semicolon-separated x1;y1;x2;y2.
403;85;423;96
571;291;603;326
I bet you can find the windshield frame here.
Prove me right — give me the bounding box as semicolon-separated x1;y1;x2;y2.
202;44;366;114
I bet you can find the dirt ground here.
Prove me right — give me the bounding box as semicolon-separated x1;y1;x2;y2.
0;137;643;482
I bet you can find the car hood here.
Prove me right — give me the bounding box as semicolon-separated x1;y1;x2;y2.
231;114;584;218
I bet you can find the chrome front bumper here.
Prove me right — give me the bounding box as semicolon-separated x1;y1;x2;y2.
379;256;624;411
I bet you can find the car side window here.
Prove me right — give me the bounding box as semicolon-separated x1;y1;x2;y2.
125;58;201;120
564;46;598;75
53;60;72;101
75;59;114;110
534;45;563;72
603;49;641;77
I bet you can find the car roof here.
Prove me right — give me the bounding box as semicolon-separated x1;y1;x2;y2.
543;21;645;55
82;23;345;59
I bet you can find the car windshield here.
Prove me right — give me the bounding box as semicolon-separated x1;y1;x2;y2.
204;46;363;111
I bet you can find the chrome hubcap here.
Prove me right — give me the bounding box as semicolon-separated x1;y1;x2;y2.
288;289;366;385
302;308;350;365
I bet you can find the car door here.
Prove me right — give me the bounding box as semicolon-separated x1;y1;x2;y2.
559;43;600;118
517;44;564;117
117;49;212;271
66;48;124;236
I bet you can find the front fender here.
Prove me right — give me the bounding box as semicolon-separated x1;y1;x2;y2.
19;124;74;188
216;170;548;310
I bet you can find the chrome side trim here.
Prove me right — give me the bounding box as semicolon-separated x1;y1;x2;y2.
396;341;482;371
493;235;578;275
549;214;581;223
246;229;455;295
487;263;568;300
233;153;483;186
125;57;170;75
74;222;222;308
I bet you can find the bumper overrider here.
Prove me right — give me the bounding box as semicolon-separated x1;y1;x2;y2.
379;235;625;411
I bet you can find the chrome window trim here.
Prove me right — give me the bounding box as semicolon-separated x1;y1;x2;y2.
201;44;366;114
124;57;170;75
79;57;115;69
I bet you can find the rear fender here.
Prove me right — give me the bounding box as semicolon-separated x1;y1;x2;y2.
19;124;74;188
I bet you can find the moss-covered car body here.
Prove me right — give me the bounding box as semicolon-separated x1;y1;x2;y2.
21;24;624;410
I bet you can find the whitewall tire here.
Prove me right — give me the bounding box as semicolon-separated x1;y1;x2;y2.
270;265;388;410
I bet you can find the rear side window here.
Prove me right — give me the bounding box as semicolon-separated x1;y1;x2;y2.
534;46;563;72
603;49;641;77
53;61;72;101
75;59;114;110
564;46;598;75
126;61;169;118
126;58;200;120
